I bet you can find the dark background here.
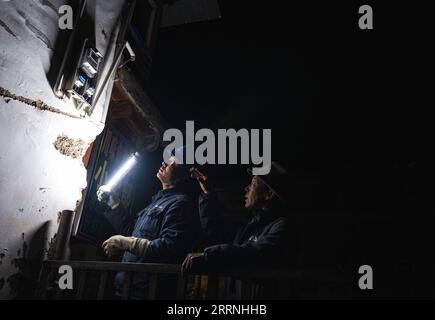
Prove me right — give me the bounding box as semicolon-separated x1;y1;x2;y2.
141;1;433;298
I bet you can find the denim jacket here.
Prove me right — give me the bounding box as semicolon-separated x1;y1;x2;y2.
104;188;198;298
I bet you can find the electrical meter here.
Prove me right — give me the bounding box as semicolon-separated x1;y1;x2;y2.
68;41;104;112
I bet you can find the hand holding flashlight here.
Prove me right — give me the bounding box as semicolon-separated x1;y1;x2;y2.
96;152;140;208
97;185;120;209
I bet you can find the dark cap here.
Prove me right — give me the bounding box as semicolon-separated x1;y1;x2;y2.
248;162;288;200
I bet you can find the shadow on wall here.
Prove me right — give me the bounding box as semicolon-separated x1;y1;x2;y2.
46;0;94;90
6;221;51;300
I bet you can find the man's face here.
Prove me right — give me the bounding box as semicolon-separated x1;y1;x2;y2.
156;156;181;185
244;176;271;209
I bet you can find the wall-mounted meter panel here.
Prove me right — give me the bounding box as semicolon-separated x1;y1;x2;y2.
53;0;136;118
67;42;104;112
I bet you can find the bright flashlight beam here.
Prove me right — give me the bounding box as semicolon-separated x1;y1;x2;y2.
106;153;138;190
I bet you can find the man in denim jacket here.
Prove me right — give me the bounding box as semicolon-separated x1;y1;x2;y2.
98;155;198;299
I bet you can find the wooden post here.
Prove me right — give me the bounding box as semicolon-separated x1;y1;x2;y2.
240;279;253;300
97;271;109;300
175;275;186;300
75;270;87;300
54;210;75;261
148;273;158;300
121;272;133;300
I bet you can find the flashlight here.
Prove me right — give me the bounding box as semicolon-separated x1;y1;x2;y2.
106;152;140;191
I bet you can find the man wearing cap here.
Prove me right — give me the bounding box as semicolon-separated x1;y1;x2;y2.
182;163;296;273
97;154;198;299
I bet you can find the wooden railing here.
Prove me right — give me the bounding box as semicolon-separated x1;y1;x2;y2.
34;260;353;300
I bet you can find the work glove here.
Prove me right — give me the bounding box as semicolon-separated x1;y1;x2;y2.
102;235;150;257
97;185;120;209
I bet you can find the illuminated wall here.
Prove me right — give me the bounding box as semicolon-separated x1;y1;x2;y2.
0;0;125;299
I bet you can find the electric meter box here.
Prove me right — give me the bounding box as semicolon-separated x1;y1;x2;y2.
66;40;104;112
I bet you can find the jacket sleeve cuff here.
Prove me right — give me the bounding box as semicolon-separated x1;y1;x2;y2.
128;237;150;257
203;245;221;262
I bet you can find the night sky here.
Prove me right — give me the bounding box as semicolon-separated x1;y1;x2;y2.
149;1;433;211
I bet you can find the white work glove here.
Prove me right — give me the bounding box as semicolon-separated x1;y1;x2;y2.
97;185;120;209
102;235;150;257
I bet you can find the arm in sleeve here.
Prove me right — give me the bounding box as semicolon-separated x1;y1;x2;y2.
203;217;294;267
199;192;239;244
102;203;136;236
144;200;198;263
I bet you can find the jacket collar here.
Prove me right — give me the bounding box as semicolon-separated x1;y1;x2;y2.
152;188;182;201
250;207;281;225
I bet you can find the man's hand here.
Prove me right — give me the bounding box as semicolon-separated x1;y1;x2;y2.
102;235;132;257
181;253;206;276
190;168;212;194
97;185;120;209
97;185;111;202
102;235;150;257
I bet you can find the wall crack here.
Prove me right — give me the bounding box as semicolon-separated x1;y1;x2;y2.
0;18;17;39
0;86;81;119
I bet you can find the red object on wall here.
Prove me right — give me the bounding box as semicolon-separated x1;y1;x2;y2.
82;142;94;169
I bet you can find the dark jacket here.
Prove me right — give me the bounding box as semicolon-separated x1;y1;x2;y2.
199;192;296;268
104;188;198;299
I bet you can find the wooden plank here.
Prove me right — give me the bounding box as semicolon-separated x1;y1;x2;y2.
148;273;158;300
175;275;186;300
97;271;109;300
121;272;132;300
42;260;353;284
55;286;63;300
206;275;218;300
195;275;202;299
75;270;87;300
45;261;181;274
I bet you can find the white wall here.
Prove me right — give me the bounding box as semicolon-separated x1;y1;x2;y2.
0;0;124;299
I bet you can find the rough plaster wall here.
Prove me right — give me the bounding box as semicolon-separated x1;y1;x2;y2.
0;0;124;299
